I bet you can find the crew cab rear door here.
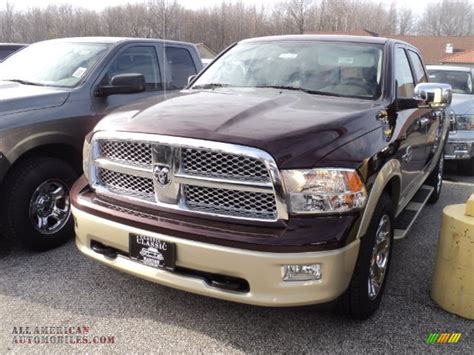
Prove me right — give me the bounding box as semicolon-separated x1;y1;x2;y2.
159;44;200;91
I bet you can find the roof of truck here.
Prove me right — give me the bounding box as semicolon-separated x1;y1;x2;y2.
243;34;391;45
242;35;423;52
0;43;27;47
426;65;473;73
33;37;195;47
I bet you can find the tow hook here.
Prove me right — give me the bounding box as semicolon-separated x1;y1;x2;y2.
91;241;118;259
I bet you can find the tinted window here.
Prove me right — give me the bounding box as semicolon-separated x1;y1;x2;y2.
164;46;197;89
394;48;415;98
0;49;17;61
428;70;473;95
102;46;161;91
408;50;427;84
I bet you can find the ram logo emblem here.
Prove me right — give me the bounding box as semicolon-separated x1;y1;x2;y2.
153;164;171;186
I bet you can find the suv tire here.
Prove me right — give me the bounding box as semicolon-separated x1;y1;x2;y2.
337;193;395;320
1;157;77;251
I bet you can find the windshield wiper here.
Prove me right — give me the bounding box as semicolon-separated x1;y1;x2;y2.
192;83;232;89
255;85;343;97
4;79;46;87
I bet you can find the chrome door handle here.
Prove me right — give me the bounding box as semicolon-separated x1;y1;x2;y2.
418;117;431;128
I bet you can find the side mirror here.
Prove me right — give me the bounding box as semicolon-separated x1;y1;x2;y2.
95;73;146;97
414;83;452;109
188;75;197;86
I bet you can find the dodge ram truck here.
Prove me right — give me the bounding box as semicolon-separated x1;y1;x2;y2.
72;35;451;319
427;65;474;174
0;37;202;250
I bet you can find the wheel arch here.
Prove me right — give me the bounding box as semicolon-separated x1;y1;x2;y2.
357;159;401;239
3;133;83;179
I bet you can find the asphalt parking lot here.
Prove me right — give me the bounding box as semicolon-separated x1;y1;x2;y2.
0;167;473;353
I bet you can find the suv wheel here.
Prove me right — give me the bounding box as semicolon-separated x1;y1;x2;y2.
460;158;474;176
425;154;444;204
337;193;394;320
1;157;78;251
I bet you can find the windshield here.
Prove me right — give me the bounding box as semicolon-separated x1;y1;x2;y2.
192;41;384;99
428;70;473;95
0;41;111;88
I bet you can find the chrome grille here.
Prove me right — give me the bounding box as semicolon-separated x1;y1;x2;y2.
99;140;152;167
89;133;287;223
182;148;269;181
97;168;155;201
184;185;277;220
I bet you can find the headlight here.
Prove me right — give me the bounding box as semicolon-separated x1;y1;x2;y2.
82;132;94;182
455;114;474;130
282;169;367;214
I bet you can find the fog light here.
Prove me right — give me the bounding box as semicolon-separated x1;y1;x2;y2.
282;264;322;281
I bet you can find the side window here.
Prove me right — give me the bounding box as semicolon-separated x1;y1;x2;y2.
394;48;415;98
101;46;162;91
407;50;427;84
164;46;197;89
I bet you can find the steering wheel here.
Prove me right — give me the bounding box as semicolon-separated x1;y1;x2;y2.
341;79;373;95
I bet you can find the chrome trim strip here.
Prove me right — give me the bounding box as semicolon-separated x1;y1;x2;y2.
174;173;274;193
89;131;288;223
94;158;152;178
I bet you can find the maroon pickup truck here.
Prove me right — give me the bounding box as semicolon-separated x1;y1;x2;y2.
71;35;452;319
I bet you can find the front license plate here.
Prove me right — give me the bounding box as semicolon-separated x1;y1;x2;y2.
129;234;176;271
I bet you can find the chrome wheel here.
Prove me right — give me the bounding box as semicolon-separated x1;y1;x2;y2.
436;156;444;194
29;179;71;235
368;214;392;300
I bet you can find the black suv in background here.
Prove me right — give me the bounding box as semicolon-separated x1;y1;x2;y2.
0;37;202;250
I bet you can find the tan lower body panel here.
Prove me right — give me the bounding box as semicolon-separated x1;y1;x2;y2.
73;206;360;307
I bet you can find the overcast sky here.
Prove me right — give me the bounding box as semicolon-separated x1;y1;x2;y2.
1;0;434;13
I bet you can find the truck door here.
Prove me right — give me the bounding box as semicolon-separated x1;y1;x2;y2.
394;47;430;194
92;43;200;118
407;50;443;167
92;44;164;115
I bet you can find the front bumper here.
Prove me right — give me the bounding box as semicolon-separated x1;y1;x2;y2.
444;132;474;160
444;141;473;160
73;205;360;307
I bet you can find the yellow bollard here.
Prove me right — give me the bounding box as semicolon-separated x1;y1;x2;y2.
431;194;474;320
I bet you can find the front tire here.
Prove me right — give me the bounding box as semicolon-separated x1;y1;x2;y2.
1;157;78;251
337;193;395;320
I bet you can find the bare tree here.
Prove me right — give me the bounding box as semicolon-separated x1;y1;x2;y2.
398;7;414;35
418;0;473;36
0;0;472;50
1;1;15;42
281;0;315;34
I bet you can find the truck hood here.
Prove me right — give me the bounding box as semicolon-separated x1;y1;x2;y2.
0;81;69;117
95;88;383;169
451;94;474;115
